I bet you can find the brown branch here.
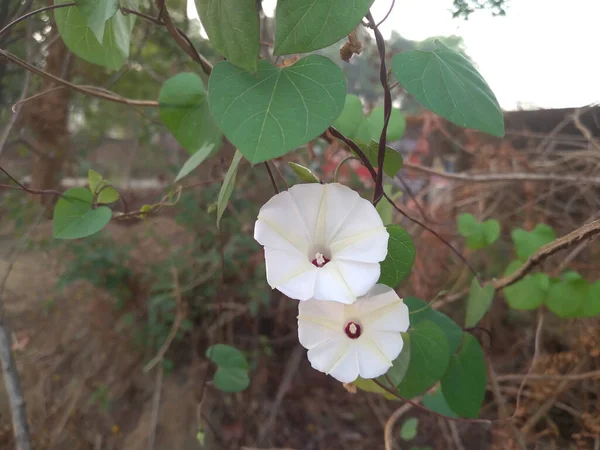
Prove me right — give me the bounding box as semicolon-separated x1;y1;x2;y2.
402;161;600;185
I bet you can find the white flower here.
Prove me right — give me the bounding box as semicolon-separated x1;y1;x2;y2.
254;183;389;304
297;284;410;383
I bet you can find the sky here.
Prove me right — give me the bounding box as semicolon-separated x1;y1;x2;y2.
188;0;600;111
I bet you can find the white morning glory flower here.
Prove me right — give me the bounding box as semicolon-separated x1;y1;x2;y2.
254;183;389;304
297;284;410;383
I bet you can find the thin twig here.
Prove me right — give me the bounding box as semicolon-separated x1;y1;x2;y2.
264;162;280;194
384;402;413;450
0;2;75;37
147;366;164;450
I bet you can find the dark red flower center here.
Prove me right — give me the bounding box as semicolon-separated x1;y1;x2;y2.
311;252;330;267
344;321;362;339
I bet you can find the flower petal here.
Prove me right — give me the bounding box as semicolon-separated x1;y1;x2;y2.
287;183;327;244
365;330;404;365
321;183;362;244
297;300;345;348
264;247;316;301
255;190;311;255
313;262;356;304
356;335;395;379
306;335;356;381
356;285;410;332
328;344;360;383
334;259;381;299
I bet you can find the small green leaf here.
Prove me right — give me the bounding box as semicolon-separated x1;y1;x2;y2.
421;388;457;418
217;150;243;228
457;213;478;237
206;344;248;369
545;277;589;318
274;0;375;55
288;162;320;183
396;320;451;398
208;56;346;163
54;0;135;70
333;94;363;139
482;219;501;245
159;73;222;155
511;224;556;260
88;169;103;194
74;0;118;43
404;297;463;355
400;417;418;441
53;188;112;239
465;278;495;327
354;138;404;178
457;213;500;249
197;0;259;72
97;186;119;204
352;377;398;400
392;40;504;137
174;143;218;183
366;107;406;142
441;333;486;418
503;260;549;310
378;225;415;288
213;367;250;392
580;281;600;317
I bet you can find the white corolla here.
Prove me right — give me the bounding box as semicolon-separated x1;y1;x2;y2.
254;183;389;304
297;284;410;383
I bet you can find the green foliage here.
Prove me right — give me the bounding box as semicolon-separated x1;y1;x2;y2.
545;276;589;318
503;260;549;310
88;169;120;204
274;0;375;55
53;188;112;239
74;0;118;43
206;344;250;392
217;150;243;228
159;73;222;155
197;0;259;72
366;107;406;142
174;143;218;183
333;95;363;138
384;333;412;386
288;162;320;183
465;278;495;327
355;138;404;178
55;0;135;70
457;213;500;249
378;225;416;288
208;56;346;163
511;224;556;260
400;417;418;441
392;40;504;137
421;388;457;418
440;333;487;418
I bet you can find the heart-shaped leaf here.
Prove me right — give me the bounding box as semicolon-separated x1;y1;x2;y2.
55;0;135;70
378;225;415;288
366;107;406;142
208;56;346;163
197;0;259;72
333;94;363;138
97;186;119;204
392;40;504;137
503;260;549;310
457;213;500;249
206;344;248;369
400;417;418;441
214;367;250;392
159;73;222;155
53;188;112;239
545;277;589;318
580;281;600;317
465;278;495;327
354;138;404;178
274;0;375;55
511;224;556;260
74;0;118;43
422;387;457;418
440;333;486;418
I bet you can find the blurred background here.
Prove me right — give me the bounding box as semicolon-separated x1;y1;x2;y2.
0;0;599;449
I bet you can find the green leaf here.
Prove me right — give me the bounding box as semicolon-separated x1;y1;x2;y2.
197;0;259;72
421;388;457;418
465;278;495;327
55;0;135;70
376;182;394;225
396;320;451;398
209;56;346;163
97;186;119;204
383;333;411;386
53;188;112;239
503;260;549;310
482;219;501;245
400;417;418;441
391;40;504;137
366;107;406;142
333;94;363;139
274;0;375;55
206;344;248;369
378;225;415;288
213;367;250;392
355;138;404;178
511;224;556;260
159;73;222;155
217;150;243;228
441;333;486;418
545;277;589;318
457;213;500;249
457;213;478;237
580;281;600;317
404;297;463;355
352;377;398;400
74;0;118;43
174;143;218;183
88;169;103;194
288;162;320;183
